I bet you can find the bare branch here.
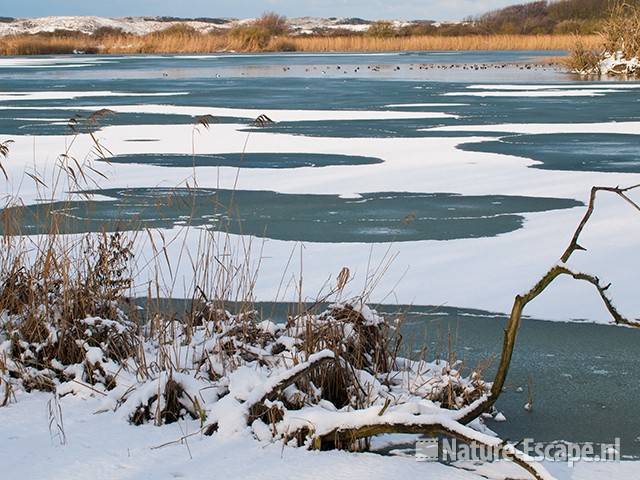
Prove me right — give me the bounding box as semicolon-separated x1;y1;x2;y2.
312;416;554;480
460;184;640;424
561;184;640;262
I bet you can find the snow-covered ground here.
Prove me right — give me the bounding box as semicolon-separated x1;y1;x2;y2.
1;391;636;480
0;16;420;37
0;391;503;480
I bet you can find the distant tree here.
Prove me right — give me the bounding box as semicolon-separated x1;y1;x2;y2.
253;12;289;35
366;21;397;37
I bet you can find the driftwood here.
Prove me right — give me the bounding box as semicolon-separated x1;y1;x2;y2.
297;184;640;480
460;184;640;424
312;418;553;480
219;351;554;479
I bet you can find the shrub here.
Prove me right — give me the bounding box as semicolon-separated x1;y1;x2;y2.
152;23;200;38
555;19;588;34
92;26;126;39
366;21;397;37
254;12;289;35
602;1;640;59
567;38;602;73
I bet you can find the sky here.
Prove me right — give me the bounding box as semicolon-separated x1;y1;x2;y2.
3;0;528;21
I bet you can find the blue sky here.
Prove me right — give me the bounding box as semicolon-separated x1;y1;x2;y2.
4;1;526;21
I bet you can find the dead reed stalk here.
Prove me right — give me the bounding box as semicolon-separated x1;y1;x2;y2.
0;32;599;55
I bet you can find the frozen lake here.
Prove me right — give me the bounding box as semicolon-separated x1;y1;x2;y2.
1;50;640;455
1;51;639;322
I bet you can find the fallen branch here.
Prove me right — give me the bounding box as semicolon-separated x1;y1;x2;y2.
309;412;554;480
460;184;640;424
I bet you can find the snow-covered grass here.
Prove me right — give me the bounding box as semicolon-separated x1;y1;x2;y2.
568;2;640;76
0;220;524;478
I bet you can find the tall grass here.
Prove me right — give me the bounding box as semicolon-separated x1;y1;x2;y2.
0;31;600;55
601;1;640;59
565;38;602;73
286;34;599;52
567;0;640;74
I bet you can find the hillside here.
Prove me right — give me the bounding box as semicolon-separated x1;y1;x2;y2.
0;2;616;54
472;0;640;34
0;1;633;39
0;16;416;37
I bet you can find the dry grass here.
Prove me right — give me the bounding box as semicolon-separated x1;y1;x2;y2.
601;1;640;59
286;34;600;52
565;38;603;73
567;1;640;74
0;35;97;55
0;31;601;55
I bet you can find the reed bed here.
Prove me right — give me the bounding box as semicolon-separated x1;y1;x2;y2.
0;31;600;55
286;34;600;52
567;1;640;75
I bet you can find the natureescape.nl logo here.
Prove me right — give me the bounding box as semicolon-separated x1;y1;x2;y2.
415;437;621;467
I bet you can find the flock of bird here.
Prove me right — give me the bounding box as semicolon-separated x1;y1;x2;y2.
293;62;559;74
160;61;559;77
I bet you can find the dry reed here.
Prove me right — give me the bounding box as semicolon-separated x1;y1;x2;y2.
0;32;600;55
286;34;600;52
567;1;640;74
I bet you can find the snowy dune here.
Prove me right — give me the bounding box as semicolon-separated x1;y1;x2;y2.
0;16;415;37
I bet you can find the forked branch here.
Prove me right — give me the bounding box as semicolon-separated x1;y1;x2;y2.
460;184;640;424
